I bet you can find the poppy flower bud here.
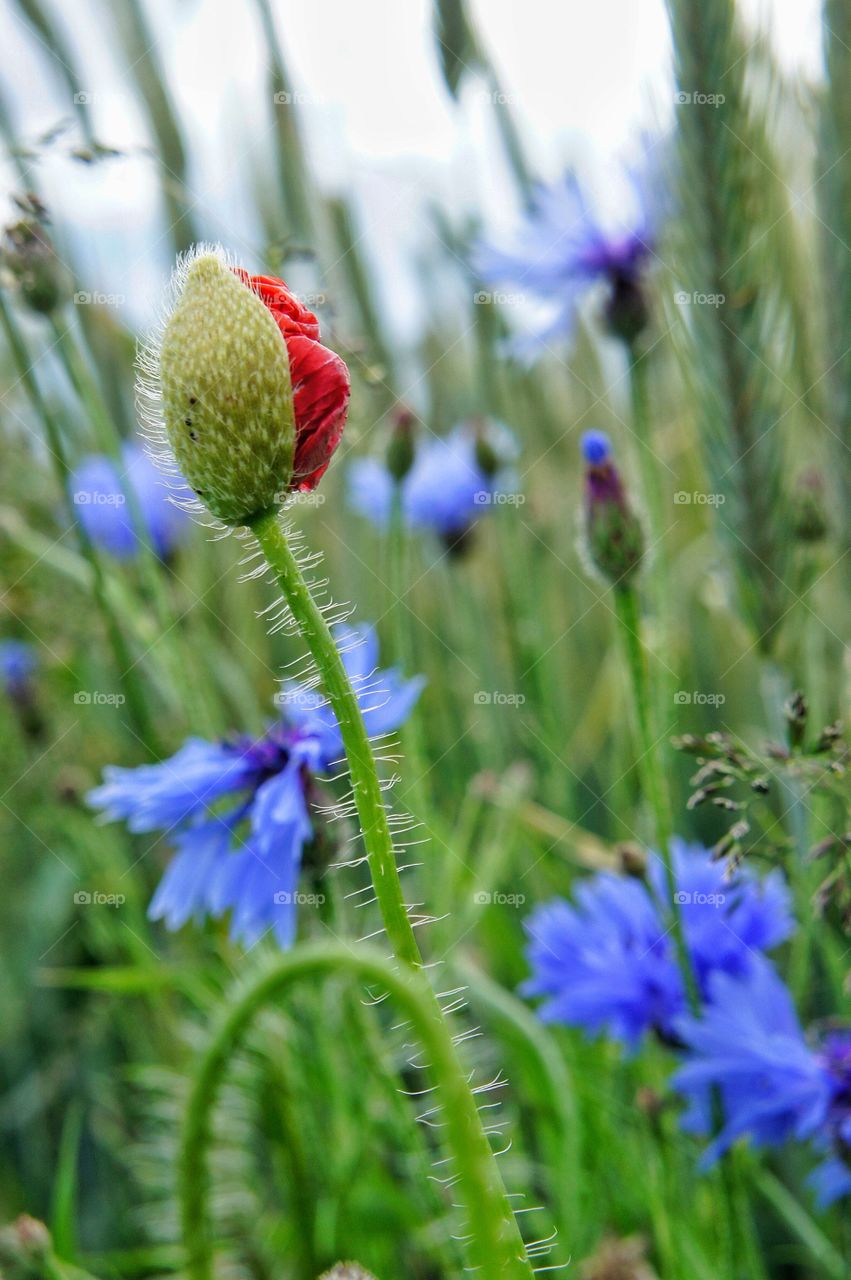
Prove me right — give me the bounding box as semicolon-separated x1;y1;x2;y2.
581;430;644;585
151;249;349;525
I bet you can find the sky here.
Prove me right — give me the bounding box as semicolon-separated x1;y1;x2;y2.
0;0;825;336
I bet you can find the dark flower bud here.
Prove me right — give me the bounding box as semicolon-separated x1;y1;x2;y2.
3;213;67;314
604;271;649;346
385;406;416;483
580;431;644;584
791;468;828;543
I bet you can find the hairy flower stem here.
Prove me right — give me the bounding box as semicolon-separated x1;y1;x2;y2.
613;584;698;1011
181;943;534;1280
246;510;534;1277
249;507;422;968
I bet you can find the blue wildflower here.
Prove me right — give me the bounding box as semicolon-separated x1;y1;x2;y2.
0;640;37;696
88;625;424;948
348;421;518;552
672;963;851;1204
580;429;612;466
473;160;660;350
70;443;189;559
522;840;793;1048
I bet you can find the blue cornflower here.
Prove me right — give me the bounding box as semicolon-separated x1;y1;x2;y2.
70;443;190;559
0;639;37;696
88;625;424;948
580;429;611;466
473;160;660;350
672;963;851;1204
522;840;793;1049
348;421;518;551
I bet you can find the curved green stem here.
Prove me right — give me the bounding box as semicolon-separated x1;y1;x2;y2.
243;510;535;1278
180;942;534;1280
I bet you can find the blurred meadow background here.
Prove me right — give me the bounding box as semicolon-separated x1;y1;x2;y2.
0;1;850;1278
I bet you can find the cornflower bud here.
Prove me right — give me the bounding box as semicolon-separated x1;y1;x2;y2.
580;430;644;585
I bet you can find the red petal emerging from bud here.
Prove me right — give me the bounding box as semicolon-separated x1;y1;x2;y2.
236;269;350;491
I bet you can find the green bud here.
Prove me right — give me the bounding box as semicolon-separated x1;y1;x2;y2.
3;218;67;314
157;252;295;525
385;408;416;483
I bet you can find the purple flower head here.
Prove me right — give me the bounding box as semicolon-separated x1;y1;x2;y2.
69;443;190;560
0;640;37;696
672;964;851;1204
522;840;793;1050
88;624;424;948
348;420;518;551
581;434;643;583
473;150;663;351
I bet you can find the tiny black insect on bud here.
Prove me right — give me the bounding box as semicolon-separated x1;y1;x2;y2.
617;842;647;878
